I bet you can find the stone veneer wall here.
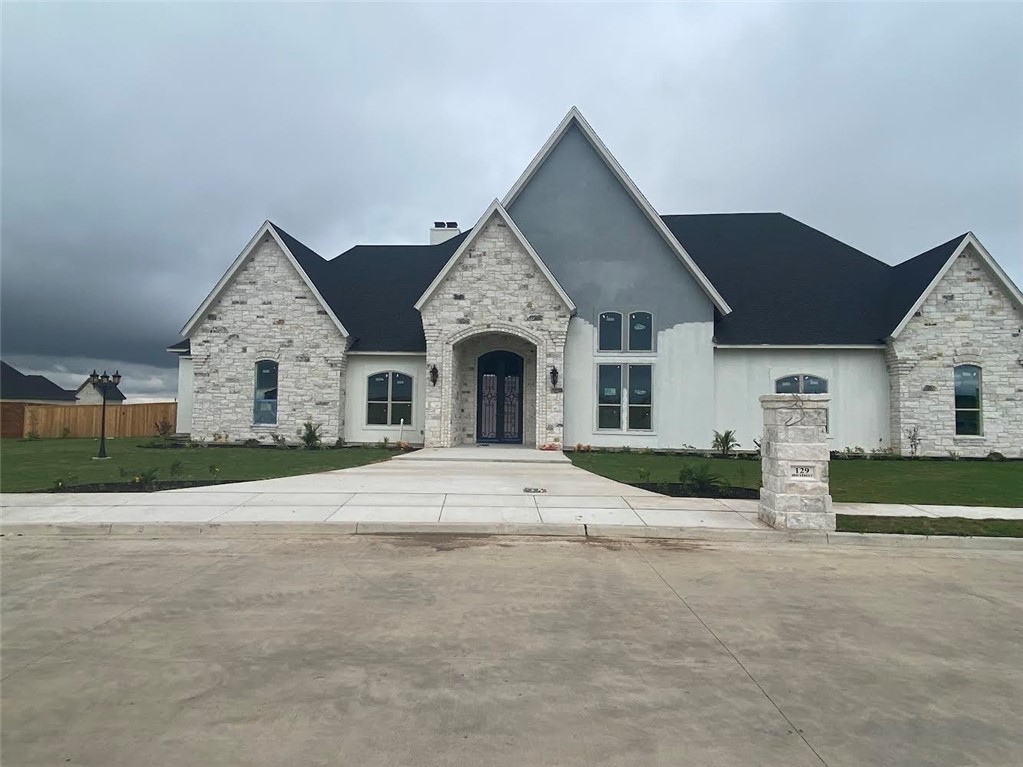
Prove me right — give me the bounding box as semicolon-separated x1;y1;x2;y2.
886;243;1023;457
190;233;348;442
420;215;572;447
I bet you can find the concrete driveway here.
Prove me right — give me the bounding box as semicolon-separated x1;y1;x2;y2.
2;534;1020;766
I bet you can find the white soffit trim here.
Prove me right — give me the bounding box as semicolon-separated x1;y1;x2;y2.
347;351;425;356
413;199;577;313
180;221;349;338
501;106;732;316
714;344;886;350
889;233;1023;340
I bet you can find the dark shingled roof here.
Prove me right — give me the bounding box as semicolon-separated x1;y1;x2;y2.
0;361;77;402
270;223;469;351
661;213;966;345
172;217;969;354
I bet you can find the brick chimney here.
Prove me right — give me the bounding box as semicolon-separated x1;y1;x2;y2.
430;221;460;245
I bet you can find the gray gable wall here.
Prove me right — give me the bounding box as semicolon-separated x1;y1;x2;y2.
507;122;713;328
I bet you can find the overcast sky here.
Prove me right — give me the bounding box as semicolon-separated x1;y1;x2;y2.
2;2;1021;400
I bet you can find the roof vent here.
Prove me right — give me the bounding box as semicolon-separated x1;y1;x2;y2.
430;220;461;245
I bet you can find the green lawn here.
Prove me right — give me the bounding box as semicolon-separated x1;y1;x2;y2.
836;515;1023;537
568;452;1023;507
0;438;395;493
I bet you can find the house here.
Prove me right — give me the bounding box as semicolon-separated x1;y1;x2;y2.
169;108;1023;457
0;361;77;404
73;377;126;405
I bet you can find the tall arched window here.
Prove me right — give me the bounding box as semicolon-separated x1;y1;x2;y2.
253;360;279;424
598;312;622;351
367;371;413;425
629;311;653;351
954;365;982;435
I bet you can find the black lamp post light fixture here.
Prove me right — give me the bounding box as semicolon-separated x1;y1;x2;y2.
89;369;122;460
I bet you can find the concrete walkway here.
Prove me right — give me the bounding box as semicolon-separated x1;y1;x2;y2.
2;446;1020;529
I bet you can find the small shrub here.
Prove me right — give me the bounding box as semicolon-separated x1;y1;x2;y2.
712;429;739;457
947;449;960;461
298;421;323;449
270;432;288;449
51;474;79;491
334;437;345;449
243;438;261;447
396;440;412;451
168;460;185;478
60;426;73;439
637;468;650;483
119;467;159;490
26;430;40;441
677;462;722;497
208;464;221;479
154;418;175;441
986;451;1006;462
620;445;631;454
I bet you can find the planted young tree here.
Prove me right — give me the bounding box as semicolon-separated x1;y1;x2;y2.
712;429;739;457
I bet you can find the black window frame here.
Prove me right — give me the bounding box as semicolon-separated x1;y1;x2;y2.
367;371;414;426
253;360;279;425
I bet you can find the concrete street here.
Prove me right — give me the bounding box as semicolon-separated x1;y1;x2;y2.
2;534;1021;766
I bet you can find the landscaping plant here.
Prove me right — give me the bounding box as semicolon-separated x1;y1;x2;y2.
712;429;739;457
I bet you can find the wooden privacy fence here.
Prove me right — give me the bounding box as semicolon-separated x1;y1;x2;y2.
2;402;177;439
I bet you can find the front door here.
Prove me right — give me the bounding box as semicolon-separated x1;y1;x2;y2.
477;350;524;444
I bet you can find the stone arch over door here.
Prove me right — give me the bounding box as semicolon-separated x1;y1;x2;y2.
425;323;564;448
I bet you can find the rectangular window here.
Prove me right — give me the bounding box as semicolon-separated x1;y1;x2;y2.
628;364;652;430
597;364;622;429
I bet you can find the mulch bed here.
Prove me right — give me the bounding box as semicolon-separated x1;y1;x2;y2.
628;482;759;499
49;479;242;493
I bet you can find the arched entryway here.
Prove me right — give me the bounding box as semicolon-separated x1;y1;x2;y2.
477;350;524;443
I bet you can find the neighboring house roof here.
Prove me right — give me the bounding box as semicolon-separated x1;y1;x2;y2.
74;379;127;402
0;361;77;402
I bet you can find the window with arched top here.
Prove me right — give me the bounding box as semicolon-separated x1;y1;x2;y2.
775;374;828;394
367;371;413;425
253;360;279;424
775;373;829;432
598;312;622;351
629;311;653;351
954;365;982;435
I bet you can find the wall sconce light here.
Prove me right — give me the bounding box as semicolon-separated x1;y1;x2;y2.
549;365;559;390
429;364;439;386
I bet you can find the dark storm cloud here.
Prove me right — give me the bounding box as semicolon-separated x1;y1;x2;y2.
2;2;1020;399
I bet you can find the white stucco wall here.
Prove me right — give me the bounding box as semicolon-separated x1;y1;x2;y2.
564;317;717;449
343;354;426;445
175;356;194;434
714;348;891;451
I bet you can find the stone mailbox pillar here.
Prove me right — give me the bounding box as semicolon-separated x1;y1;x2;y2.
758;394;834;531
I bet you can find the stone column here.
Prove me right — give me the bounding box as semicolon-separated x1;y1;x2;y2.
758;394;834;531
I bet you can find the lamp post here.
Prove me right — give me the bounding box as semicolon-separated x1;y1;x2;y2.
89;369;121;460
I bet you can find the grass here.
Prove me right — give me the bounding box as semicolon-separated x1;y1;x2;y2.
0;438;395;493
837;515;1023;537
567;452;1023;507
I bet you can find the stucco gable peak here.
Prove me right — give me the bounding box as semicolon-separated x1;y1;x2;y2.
500;107;732;315
413;199;576;313
180;221;349;338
